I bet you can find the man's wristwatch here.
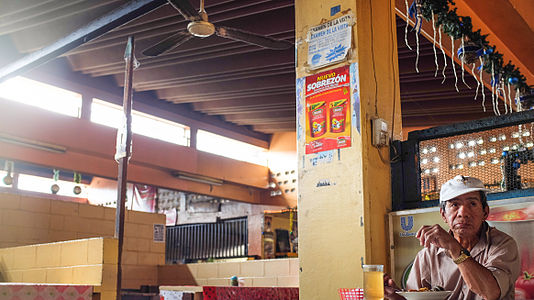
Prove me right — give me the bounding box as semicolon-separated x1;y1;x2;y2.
453;248;471;265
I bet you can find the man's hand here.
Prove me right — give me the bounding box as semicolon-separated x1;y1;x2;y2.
416;224;460;253
383;274;406;300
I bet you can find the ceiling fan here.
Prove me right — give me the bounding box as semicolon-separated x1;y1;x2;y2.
142;0;293;57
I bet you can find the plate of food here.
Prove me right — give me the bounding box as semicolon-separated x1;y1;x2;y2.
396;287;452;300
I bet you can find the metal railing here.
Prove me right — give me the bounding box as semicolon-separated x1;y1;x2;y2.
166;217;248;263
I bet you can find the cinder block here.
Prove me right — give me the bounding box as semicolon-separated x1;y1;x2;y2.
197;263;218;279
240;260;264;277
195;279;208;286
240;277;254;287
186;264;199;277
129;211;165;225
137;252;160;266
87;219;114;236
60;239;88;266
20;226;49;242
136;238;150;252
137;224;153;239
50;215;64;230
46;267;74;284
252;276;277;287
101;264;118;290
121;251;138;265
63;216;89;232
3;210;49;228
13;245;36;269
124;223;139;237
289;258;299;276
79;204;105;219
277;275;299;287
35;242;61;268
51;200;79;216
76;232;99;239
121;265;157;281
22;269;47;283
264;259;290;276
149;241;165;253
6;270;23;282
48;230;77;242
103;238;118;264
0;225;24;242
0;192;20;209
206;278;229;286
99;291;118;300
88;238;104;264
0;249;14;269
20;196;50;213
72;265;103;285
217;262;241;278
104;207;116;220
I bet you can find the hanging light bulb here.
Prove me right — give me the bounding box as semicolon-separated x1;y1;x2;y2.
73;172;82;195
51;169;60;194
3;160;14;186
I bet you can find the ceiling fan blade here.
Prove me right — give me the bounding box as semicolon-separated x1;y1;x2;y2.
216;26;293;50
142;31;193;57
167;0;201;21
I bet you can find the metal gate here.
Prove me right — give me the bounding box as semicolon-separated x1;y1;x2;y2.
166;217;248;263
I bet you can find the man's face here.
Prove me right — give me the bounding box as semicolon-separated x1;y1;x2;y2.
440;191;489;239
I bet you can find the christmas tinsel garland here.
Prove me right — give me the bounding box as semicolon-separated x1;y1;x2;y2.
416;0;529;94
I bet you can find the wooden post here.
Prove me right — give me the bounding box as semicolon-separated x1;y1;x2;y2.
115;36;136;300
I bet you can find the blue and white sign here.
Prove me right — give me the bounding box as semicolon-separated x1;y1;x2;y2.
307;14;353;70
400;216;416;237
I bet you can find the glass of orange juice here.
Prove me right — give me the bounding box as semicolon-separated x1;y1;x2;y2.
363;264;384;300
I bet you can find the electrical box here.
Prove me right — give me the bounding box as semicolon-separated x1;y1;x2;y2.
372;118;389;147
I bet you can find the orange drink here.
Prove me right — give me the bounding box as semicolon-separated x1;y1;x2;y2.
363;264;384;300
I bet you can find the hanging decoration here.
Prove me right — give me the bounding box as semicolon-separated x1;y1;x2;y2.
73;172;82;195
408;0;423;73
406;0;530;113
450;35;459;92
431;12;438;77
3;160;13;186
51;169;60;194
458;36;471;89
438;26;447;83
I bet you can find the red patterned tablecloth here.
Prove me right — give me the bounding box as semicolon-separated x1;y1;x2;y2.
0;284;93;300
203;286;298;300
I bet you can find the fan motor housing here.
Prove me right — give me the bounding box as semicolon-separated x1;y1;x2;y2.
188;21;215;38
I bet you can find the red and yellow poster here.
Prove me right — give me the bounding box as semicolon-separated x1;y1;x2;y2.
305;66;351;154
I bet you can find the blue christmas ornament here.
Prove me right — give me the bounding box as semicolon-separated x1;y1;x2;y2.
508;77;519;85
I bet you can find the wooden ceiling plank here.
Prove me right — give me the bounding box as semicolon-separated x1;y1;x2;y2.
0;0;168;82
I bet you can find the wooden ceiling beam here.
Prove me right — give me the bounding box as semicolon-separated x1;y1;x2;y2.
157;74;295;99
192;95;295;111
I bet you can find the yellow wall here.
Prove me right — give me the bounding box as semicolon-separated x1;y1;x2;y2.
0;237;118;299
158;258;299;287
0;191;165;290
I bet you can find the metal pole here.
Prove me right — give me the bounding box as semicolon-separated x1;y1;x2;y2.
115;36;135;300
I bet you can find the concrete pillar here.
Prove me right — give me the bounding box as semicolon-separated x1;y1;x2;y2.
295;0;402;299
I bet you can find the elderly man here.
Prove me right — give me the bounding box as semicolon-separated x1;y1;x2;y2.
385;175;520;300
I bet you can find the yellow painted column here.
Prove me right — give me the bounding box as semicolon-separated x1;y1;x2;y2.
295;0;402;299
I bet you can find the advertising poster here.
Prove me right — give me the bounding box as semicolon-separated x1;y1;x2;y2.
307;14;353;70
305;65;351;154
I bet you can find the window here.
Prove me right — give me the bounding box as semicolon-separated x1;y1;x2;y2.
196;130;268;166
17;173;88;198
0;76;82;117
90;99;190;146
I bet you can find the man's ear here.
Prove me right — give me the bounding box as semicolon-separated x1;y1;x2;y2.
440;206;447;222
483;205;489;220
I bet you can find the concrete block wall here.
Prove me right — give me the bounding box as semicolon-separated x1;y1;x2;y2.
158;258;299;288
0;238;118;299
0;192;166;289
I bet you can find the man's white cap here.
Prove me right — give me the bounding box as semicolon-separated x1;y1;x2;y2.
439;175;490;202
